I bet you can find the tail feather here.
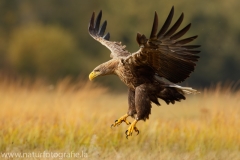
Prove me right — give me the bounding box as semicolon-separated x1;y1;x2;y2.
154;75;199;105
169;84;200;94
157;87;186;105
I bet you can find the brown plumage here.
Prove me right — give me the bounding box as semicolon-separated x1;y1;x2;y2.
88;6;200;138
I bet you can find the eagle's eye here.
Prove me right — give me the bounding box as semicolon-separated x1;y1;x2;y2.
94;69;100;72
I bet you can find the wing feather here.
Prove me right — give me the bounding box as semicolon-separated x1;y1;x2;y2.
150;12;158;38
181;45;201;49
94;10;102;32
98;21;107;36
175;35;198;45
157;6;174;39
170;23;191;40
163;13;184;38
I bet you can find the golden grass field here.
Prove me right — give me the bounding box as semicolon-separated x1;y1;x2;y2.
0;78;239;160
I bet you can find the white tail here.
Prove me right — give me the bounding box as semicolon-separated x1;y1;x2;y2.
169;84;200;94
154;75;200;95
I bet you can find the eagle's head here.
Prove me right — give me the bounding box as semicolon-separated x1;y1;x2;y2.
89;59;119;81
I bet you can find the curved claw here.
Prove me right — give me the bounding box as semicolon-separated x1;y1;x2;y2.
125;120;139;138
136;129;140;135
111;114;131;128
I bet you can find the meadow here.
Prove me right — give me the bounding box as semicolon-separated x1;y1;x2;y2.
0;78;239;160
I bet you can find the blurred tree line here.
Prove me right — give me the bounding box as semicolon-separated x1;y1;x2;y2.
0;0;239;90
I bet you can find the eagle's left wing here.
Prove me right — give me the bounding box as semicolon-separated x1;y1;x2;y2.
125;7;200;83
88;11;131;58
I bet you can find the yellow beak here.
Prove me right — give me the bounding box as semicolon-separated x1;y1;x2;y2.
89;71;100;81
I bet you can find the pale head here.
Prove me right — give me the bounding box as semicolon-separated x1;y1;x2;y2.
89;59;119;81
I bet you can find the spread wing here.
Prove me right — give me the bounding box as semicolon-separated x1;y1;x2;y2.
88;10;131;58
125;6;200;83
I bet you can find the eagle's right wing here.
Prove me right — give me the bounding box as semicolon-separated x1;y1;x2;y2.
88;11;131;58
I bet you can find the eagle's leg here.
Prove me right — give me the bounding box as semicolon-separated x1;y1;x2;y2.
135;84;152;120
127;88;137;118
111;88;137;128
125;84;152;138
111;113;131;127
125;119;139;138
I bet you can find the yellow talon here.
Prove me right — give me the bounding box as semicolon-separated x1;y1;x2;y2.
125;120;139;138
111;114;131;127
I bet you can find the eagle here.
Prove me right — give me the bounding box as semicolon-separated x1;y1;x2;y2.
88;6;200;138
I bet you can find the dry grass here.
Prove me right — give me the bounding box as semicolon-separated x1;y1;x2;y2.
0;78;239;160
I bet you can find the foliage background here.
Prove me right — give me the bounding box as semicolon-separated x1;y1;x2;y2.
0;0;240;90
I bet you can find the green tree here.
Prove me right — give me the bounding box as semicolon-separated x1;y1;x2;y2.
7;24;84;81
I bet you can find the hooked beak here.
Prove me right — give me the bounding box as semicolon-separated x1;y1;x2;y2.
89;71;101;81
